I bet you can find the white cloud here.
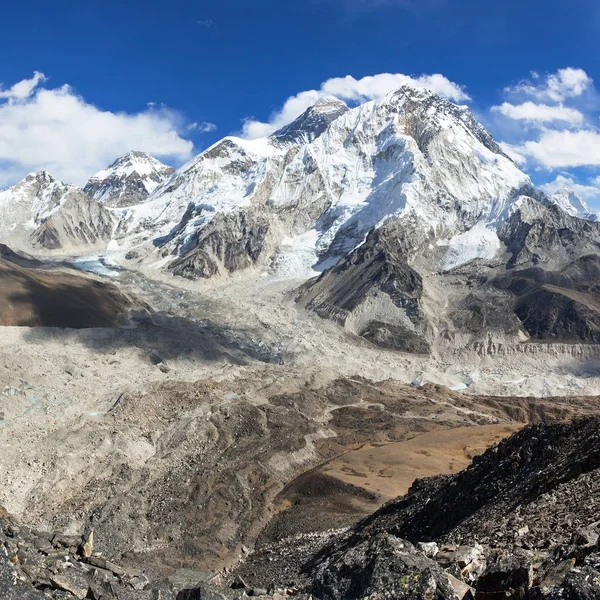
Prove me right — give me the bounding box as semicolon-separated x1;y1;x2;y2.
0;71;47;100
0;73;193;187
241;72;470;139
188;121;217;133
506;67;593;102
491;101;584;125
540;174;600;203
498;142;527;165
515;129;600;168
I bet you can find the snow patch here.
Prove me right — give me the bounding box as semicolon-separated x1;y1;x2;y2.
442;222;502;271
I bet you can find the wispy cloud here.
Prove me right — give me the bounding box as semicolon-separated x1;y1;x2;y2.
504;68;593;103
197;19;218;33
491;102;584;126
188;121;217;133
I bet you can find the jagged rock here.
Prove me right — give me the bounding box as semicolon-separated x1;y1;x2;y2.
50;570;91;599
177;581;244;599
417;542;439;558
80;530;94;558
527;566;600;599
447;574;475;600
310;533;460;600
0;546;47;599
475;551;533;596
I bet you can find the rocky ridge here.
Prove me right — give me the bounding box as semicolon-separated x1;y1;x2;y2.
0;171;115;253
84;152;175;208
228;418;600;600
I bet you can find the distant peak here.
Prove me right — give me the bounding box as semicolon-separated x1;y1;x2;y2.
271;97;349;145
110;150;158;167
311;96;348;111
23;170;57;185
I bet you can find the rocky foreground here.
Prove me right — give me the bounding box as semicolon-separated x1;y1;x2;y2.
4;417;600;599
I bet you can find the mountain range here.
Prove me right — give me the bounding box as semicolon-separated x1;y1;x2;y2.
1;84;598;352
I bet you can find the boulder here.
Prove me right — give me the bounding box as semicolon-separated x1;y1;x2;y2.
310;533;460;600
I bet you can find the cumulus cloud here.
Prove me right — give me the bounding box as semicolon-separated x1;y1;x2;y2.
0;71;47;100
0;73;193;187
540;174;600;203
492;67;600;179
515;130;600;168
505;67;593;102
491;101;584;125
241;72;470;139
188;121;217;133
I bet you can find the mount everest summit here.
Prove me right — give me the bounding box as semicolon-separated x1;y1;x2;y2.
0;84;599;351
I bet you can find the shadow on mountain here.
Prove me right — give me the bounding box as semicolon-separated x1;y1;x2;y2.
492;254;600;343
0;257;132;328
0;244;283;365
19;306;284;366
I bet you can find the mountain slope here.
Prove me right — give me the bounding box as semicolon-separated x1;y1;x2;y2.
0;172;115;252
549;188;594;220
117;85;527;280
84;151;174;207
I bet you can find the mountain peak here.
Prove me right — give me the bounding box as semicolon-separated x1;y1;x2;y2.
23;170;57;186
311;96;348;112
108;150;163;169
549;187;593;219
271;97;349;145
84;152;174;207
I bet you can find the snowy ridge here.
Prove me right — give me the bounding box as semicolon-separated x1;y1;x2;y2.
0;171;79;231
84;151;174;208
113;84;529;277
0;171;115;251
549;188;593;220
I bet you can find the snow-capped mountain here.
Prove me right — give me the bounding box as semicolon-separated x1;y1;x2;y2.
84;151;174;208
548;187;594;220
116;85;529;278
0;171;114;252
270;97;349;146
2;85;600;352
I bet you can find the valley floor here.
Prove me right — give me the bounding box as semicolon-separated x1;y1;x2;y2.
2;257;600;592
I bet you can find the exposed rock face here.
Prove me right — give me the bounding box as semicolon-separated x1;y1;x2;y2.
299;192;600;351
32;190;116;250
0;171;115;252
84;151;175;207
116;85;527;280
498;196;600;270
492;255;600;343
311;534;460;600
270;97;350;146
169;208;273;279
296;220;429;353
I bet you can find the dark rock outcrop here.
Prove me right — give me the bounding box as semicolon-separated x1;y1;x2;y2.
297;220;429;352
169;209;272;279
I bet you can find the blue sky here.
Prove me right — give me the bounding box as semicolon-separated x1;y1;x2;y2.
1;0;600;203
